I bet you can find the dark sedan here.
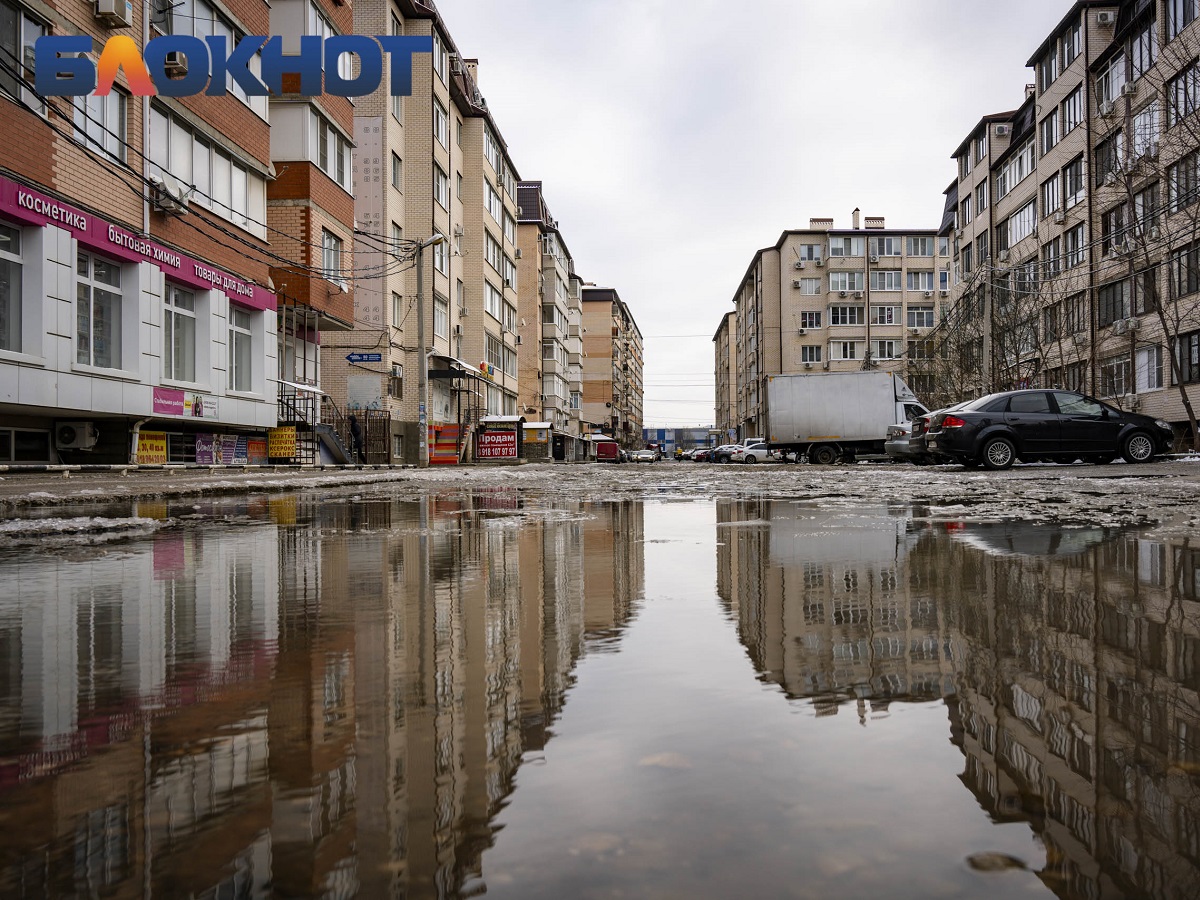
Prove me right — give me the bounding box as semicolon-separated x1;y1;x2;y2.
924;389;1174;470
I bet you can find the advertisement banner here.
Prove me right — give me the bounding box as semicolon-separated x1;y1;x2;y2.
137;431;168;464
247;438;268;465
268;426;297;459
153;387;219;419
477;429;518;459
195;433;218;464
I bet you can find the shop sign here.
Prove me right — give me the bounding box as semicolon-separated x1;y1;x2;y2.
137;431;168;464
477;430;518;459
153;386;219;419
268;426;297;459
196;433;250;464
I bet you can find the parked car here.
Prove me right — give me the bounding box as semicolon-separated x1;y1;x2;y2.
634;449;658;462
731;441;774;463
691;447;714;462
595;440;622;463
924;389;1174;470
885;401;969;464
712;443;743;463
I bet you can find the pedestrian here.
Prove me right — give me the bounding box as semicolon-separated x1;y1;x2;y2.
348;414;366;463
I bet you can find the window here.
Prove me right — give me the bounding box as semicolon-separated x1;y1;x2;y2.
74;91;126;162
939;269;950;290
0;221;20;352
996;139;1035;199
797;243;823;260
975;181;988;214
1042;237;1062;279
432;30;447;83
1038;52;1058;92
392;291;403;329
828;236;864;257
1095;131;1125;186
959;153;971;181
1171;240;1200;298
434;294;448;337
975;133;988;163
1042;174;1061;215
908;339;933;359
1170;149;1200;211
1179;330;1200;383
1097;53;1126;105
484;128;502;174
834;340;859;360
869;236;903;257
1001;200;1037;249
959;196;972;226
503;211;516;245
1040;110;1058;156
0;0;45;106
321;230;344;287
314;113;351;191
391;153;402;190
1098;279;1131;326
434;165;449;209
76;251;122;369
907;306;935;328
485;281;502;319
1133;183;1160;234
961;244;973;275
1062;86;1082;134
1130;19;1158;82
1169;0;1199;41
828;271;863;292
799;277;821;295
907;236;933;257
1137;345;1163;391
907;271;934;292
1099;353;1131;397
800;311;822;328
1065;292;1086;333
874;340;899;360
433;98;449;149
1061;21;1081;67
871;306;899;325
801;345;822;363
163;284;196;382
486;334;502;371
938;236;950;257
829;305;863;325
485;232;503;272
485;179;502;223
228;307;251;391
975;232;989;265
1169;63;1200;126
306;2;353;81
1133;267;1159;314
433;240;448;275
1101;204;1127;255
1132;102;1160;157
869;270;902;292
456;171;462;200
1064;156;1085;207
503;256;517;289
389;365;403;401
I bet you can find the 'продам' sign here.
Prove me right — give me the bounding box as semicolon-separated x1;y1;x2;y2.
476;430;517;459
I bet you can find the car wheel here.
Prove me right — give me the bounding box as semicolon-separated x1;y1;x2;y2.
1121;431;1156;464
809;445;839;465
744;454;758;463
980;437;1016;471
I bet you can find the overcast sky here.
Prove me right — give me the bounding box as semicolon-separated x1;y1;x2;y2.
437;0;1073;428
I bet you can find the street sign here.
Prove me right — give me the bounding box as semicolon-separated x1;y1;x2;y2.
346;352;382;363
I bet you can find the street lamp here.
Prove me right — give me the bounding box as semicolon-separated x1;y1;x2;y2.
416;233;445;468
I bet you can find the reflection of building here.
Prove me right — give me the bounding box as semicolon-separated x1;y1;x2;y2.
0;492;645;896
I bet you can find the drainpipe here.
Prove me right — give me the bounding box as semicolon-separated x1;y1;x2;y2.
142;0;150;235
130;418;150;464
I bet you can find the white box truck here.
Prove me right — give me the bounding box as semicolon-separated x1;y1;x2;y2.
766;371;928;464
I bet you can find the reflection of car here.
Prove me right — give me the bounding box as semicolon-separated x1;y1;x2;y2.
925;389;1174;470
731;442;774;463
944;521;1123;557
712;444;742;464
691;447;713;462
634;449;658;462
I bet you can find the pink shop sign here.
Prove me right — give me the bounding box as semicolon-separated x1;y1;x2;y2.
154;387;219;419
0;174;275;311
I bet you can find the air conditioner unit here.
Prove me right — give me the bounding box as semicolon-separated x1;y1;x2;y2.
853;291;864;299
822;360;830;370
815;259;824;267
449;53;463;74
1127;317;1140;331
56;421;98;450
514;248;522;259
459;306;469;316
793;280;803;289
909;328;920;335
1054;211;1065;224
1122;81;1137;97
95;0;133;27
1104;170;1118;186
516;335;523;344
940;290;949;297
998;250;1010;262
148;173;189;215
924;290;934;298
1100;99;1115;117
453;224;464;237
1098;9;1116;25
797;328;807;335
804;362;813;369
870;255;880;263
1113;319;1128;334
163;50;188;76
453;324;462;335
839;290;848;297
995;124;1011;137
1146;142;1159;160
794;260;805;270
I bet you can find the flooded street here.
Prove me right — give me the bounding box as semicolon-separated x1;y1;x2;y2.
0;484;1198;898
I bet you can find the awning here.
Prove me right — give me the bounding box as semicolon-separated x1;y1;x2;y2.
277;379;326;395
428;353;486;381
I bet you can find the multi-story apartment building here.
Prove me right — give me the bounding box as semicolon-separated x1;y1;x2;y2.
938;0;1200;442
725;215;949;441
0;0;282;465
581;286;643;448
517;181;585;454
713;310;737;439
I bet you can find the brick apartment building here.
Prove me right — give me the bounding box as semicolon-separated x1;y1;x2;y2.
581;286;643;449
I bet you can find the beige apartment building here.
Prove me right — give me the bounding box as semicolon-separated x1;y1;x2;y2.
713;311;737;439
517;182;586;454
582;287;645;448
724;215;949;441
937;0;1200;440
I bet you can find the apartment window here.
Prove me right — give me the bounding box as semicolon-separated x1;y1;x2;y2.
1097;53;1126;105
1170;63;1200;127
485;281;502;319
486;334;502;371
871;306;899;325
1096;131;1126;186
227;307;252;392
392;291;404;329
939;269;950;290
432;31;447;83
1169;0;1199;40
76;251;122;369
1180;330;1200;382
1137;345;1164;391
959;153;971;181
321;230;343;285
1065;223;1085;268
907;271;934;291
797;243;823;261
1040;110;1058;156
961;244;973;275
1098;279;1131;326
1063;156;1085;208
1061;21;1081;67
1170;149;1200;211
1171;240;1200;298
389;365;403;401
485;180;502;223
907;236;933;257
800;311;822;328
391;153;402;190
1042;174;1061;214
485;232;503;272
874;340;899;360
1134;183;1160;234
834;341;859;360
1134;267;1159;314
1099;353;1131;397
1062;86;1082;134
433;240;448;275
908;306;935;328
1132;102;1160;157
995;138;1035;200
975;232;989;265
314;114;351;191
1038;52;1058;92
959;196;972;226
975;181;988;214
870;236;903;257
974;133;988;163
433;165;449;209
483;127;501;174
799;277;821;295
829;305;863;325
0;221;20;352
434;294;448;337
1012;259;1038;298
433;98;449;149
1001;200;1037;249
163;285;196;382
1101;204;1127;255
938;236;950;257
74;90;127;162
801;345;822;362
828;271;863;292
1130;19;1158;82
503;256;517;289
0;1;45;106
456;170;463;200
1065;292;1086;334
1042;237;1062;279
869;270;902;292
828;236;864;257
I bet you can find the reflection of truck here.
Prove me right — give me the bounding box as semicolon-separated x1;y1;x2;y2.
766;371;927;464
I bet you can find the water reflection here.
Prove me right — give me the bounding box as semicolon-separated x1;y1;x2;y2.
717;499;1200;899
0;492;644;898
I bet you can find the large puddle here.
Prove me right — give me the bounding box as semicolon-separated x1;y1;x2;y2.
0;491;1197;898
